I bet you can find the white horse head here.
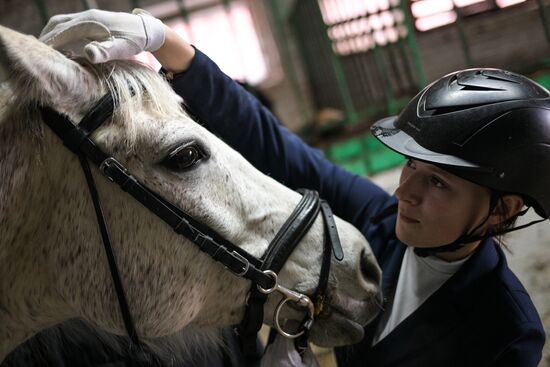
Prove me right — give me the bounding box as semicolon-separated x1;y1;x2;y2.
0;25;381;361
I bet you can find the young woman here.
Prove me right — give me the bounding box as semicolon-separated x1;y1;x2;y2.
30;9;549;367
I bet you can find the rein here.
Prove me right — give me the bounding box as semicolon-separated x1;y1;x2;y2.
39;91;344;357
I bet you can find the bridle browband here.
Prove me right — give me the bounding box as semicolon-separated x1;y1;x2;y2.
39;91;344;358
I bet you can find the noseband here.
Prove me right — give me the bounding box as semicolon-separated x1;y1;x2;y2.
39;91;343;357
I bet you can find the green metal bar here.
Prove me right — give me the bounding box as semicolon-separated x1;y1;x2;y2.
356;52;378;104
174;0;196;44
454;6;473;67
363;50;387;106
372;46;397;115
312;0;357;123
395;36;416;92
266;0;309;124
291;4;328;110
399;0;426;87
129;0;140;9
536;0;550;48
221;0;249;80
316;0;341;109
80;0;90;9
386;43;406;94
33;0;49;25
176;0;190;21
351;52;375;108
220;0;230;7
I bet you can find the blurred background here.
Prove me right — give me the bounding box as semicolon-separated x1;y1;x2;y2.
1;0;549;365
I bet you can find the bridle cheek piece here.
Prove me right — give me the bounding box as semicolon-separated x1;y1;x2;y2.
39;92;344;357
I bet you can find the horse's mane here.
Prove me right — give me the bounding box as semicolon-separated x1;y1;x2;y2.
2;319;225;365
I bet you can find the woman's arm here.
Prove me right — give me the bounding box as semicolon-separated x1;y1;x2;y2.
152;27;195;74
489;327;545;367
153;31;392;230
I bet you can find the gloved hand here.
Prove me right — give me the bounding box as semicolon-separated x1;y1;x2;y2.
260;334;320;367
39;9;165;63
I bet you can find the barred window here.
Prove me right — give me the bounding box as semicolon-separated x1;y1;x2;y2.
319;0;406;55
319;0;529;49
410;0;527;32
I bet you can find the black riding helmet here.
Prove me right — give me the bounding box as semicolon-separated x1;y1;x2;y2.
371;68;550;254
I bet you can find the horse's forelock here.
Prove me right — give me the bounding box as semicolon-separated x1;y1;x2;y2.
87;60;188;153
1;60;186;154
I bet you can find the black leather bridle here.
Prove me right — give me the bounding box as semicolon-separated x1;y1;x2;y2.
39;91;344;358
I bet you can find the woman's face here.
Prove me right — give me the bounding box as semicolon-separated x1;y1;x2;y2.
394;159;492;249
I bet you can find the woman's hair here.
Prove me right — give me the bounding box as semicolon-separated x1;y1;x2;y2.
490;194;522;248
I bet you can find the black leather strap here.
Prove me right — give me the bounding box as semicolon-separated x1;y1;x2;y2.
294;200;335;355
321;200;343;261
238;193;343;357
40;106;276;289
39;92;343;361
237;190;322;355
78;93;115;136
261;190;321;272
78;154;142;348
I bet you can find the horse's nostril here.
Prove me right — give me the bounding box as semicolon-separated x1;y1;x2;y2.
360;248;382;286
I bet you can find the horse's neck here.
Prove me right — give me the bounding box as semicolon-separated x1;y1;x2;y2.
0;120;73;361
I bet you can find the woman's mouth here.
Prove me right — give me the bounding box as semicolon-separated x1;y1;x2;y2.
399;213;420;223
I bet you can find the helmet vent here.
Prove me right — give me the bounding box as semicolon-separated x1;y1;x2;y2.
482;73;520;84
429;104;485;115
459;84;504;91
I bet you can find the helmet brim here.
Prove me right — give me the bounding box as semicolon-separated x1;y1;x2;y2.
371;116;482;169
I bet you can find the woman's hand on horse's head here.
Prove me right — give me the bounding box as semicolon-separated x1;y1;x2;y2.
39;9;166;63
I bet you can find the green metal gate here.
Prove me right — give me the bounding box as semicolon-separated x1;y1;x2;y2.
288;0;425;128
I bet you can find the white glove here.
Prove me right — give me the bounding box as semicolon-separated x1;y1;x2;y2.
39;9;165;63
260;334;320;367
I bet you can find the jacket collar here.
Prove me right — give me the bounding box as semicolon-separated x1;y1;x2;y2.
361;238;503;363
443;237;501;310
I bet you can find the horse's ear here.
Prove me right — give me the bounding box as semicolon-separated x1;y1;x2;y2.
0;25;96;108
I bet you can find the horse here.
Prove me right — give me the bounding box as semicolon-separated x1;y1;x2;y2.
0;24;381;363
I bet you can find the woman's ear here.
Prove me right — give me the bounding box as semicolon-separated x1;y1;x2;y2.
489;194;524;225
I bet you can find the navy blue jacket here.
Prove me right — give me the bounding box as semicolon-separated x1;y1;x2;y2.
167;49;546;367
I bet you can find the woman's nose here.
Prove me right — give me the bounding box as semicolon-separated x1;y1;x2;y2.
395;172;421;205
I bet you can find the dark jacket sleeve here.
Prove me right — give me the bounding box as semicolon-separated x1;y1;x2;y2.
167;48;394;234
489;325;545;367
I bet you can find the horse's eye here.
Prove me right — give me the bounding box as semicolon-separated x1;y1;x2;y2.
164;144;205;171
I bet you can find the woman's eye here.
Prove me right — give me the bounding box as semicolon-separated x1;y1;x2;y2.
164;144;205;171
430;176;446;188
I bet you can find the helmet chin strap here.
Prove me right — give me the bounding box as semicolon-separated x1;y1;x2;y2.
414;206;547;257
413;192;500;257
415;192;550;257
370;193;548;258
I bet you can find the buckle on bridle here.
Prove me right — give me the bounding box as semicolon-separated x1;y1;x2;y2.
99;157;127;182
257;270;315;339
227;251;250;277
